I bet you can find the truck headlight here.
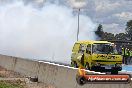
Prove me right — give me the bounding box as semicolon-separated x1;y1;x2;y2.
92;62;100;66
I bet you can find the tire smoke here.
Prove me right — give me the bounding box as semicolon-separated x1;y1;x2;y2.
0;1;96;64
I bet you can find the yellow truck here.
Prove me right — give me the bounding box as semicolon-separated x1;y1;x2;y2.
71;40;122;74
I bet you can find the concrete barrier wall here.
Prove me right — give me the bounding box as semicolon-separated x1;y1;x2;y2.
0;54;16;70
38;62;78;88
0;54;132;88
14;58;39;77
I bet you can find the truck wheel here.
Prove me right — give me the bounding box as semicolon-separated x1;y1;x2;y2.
111;70;118;74
76;76;86;85
81;54;84;66
85;63;90;70
73;62;78;68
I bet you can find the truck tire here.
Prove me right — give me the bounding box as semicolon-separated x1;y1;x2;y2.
81;54;84;66
73;62;78;68
76;76;86;85
85;63;90;70
111;70;118;74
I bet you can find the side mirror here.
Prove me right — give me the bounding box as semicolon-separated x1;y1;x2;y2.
86;49;91;54
88;51;91;54
119;52;122;55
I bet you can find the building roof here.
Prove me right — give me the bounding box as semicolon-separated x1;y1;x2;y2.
75;40;111;44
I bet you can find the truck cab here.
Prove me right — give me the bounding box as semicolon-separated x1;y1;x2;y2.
71;40;122;74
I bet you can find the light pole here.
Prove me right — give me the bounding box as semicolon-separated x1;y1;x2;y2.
77;8;80;41
69;0;86;41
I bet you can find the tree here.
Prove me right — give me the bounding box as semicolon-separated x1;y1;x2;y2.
101;32;115;40
115;33;127;40
125;20;132;40
95;24;104;38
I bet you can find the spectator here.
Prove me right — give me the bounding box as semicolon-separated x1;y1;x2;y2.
125;49;130;65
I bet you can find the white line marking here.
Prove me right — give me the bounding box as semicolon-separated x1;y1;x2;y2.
37;60;132;75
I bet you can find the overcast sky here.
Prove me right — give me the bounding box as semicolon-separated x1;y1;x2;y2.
88;0;132;34
0;0;132;34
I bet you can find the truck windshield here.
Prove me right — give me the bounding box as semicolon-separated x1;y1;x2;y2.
92;43;118;54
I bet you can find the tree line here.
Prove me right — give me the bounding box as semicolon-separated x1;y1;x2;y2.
95;20;132;41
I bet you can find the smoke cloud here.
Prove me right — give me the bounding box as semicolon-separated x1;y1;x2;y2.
0;1;96;64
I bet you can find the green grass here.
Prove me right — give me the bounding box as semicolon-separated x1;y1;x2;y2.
0;82;24;88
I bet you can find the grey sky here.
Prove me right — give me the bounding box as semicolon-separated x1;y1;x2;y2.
68;0;132;34
88;0;132;33
0;0;132;34
22;0;132;34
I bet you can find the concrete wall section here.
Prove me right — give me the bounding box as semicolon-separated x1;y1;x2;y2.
14;58;39;77
0;54;16;70
38;62;78;88
0;54;132;88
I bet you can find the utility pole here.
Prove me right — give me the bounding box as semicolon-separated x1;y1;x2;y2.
77;8;80;41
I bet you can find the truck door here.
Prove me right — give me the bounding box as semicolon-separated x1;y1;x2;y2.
85;44;92;68
79;44;87;66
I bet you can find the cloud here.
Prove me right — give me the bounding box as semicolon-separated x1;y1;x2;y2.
94;0;121;12
67;0;87;8
89;0;132;33
103;23;125;34
115;12;132;21
0;0;132;34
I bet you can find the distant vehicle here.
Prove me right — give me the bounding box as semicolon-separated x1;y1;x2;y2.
71;40;122;74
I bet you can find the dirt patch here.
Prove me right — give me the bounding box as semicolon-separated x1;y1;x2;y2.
0;66;55;88
0;66;23;78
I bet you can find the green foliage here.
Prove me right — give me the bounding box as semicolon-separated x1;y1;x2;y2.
95;20;132;41
95;24;104;38
125;20;132;40
0;82;24;88
101;32;115;40
115;33;127;40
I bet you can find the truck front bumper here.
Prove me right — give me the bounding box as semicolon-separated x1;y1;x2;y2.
91;64;122;72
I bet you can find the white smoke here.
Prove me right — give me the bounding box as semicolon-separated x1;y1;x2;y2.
0;1;96;64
